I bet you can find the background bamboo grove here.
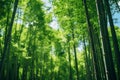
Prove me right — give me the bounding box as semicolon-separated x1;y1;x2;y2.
0;0;120;80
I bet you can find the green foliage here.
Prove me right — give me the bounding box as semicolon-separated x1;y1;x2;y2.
0;0;120;80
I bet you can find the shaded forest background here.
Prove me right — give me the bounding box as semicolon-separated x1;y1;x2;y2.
0;0;120;80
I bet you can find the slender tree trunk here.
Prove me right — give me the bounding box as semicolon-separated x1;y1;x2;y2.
3;4;10;54
83;37;92;80
104;0;120;79
5;43;11;80
95;33;107;80
67;38;72;80
0;40;2;56
50;55;53;80
83;0;101;79
0;4;11;78
95;0;117;80
22;63;28;80
68;1;79;79
71;27;79;80
0;0;19;79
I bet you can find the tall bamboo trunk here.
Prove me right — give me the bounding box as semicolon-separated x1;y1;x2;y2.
22;63;28;80
67;38;72;80
71;27;79;80
83;0;101;79
68;1;79;79
104;0;120;79
95;0;117;80
95;33;107;80
83;37;92;80
0;0;19;79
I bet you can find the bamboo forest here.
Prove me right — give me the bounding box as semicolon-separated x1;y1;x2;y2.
1;0;120;80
